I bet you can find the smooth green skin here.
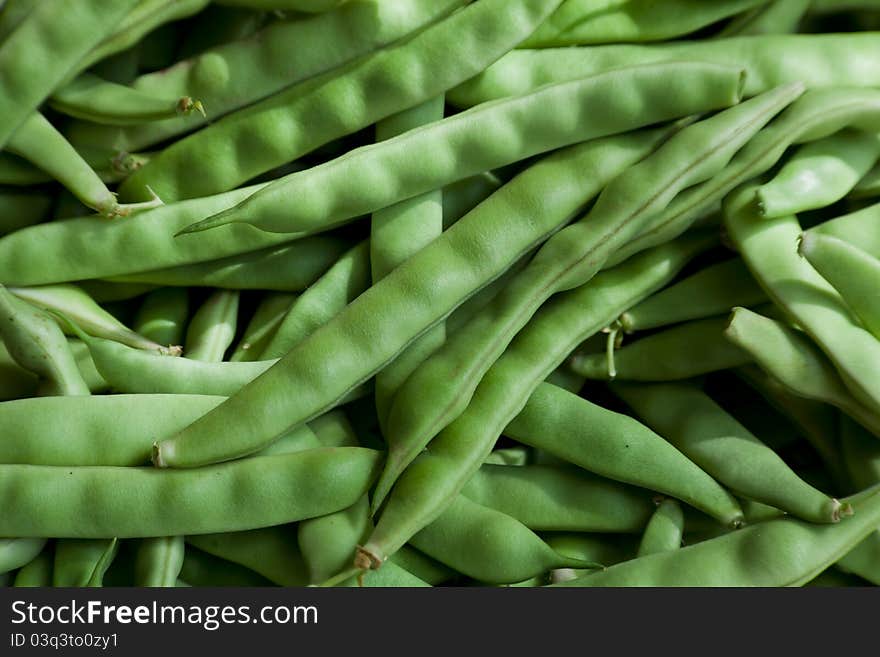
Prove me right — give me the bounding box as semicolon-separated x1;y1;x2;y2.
725;182;880;415
808;200;880;259
0;448;381;538
77;330;276;396
309;410;358;448
179;546;274;587
133;288;189;349
259;241;370;359
68;338;109;393
0;337;39;401
184;290;239;362
372;233;713;513
571;316;750;381
545;533;638;571
852;163;880;198
371;98;446;434
837;532;880;585
109;236;349;292
405;495;595;585
13;546;53;587
388;546;456;586
613;382;844;524
637;500;684;558
725;307;880;437
77;281;158;304
6;113;120;216
556;485;880;587
607;88;880;269
620;258;767;332
152;129;669;469
442;172;503;228
0;538;46;575
449;34;880;107
118;0;565;202
380;85;792;503
53;538;118;587
482;447;530;467
0;152;48;185
522;0;763;47
0;288;89;396
0;0;38;42
300;497;370;585
462;465;656;534
215;0;348;9
0;190;52;236
187;526;309;587
800;232;880;340
184;62;745;236
69;0;464;153
0;0;138;148
230;293;294;362
840;416;880;491
717;0;810;36
49;73;200;125
134;536;184;587
9;283;169;354
756;130;880;217
172;2;268;61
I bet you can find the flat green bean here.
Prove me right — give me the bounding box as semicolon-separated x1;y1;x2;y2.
134;536;184;587
52;538;118;587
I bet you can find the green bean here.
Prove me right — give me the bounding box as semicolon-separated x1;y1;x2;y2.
179;546;274;587
215;0;348;10
133;536;184;587
0;287;89;396
807;200;880;258
545;533;639;570
717;0;810;37
0;340;38;401
371;98;445;433
0;152;49;186
0;0;139;148
75;281;157;304
799;232;880;339
837;530;880;585
839;416;880;491
365;234;718;546
230;293;294;362
571;317;750;381
52;538;118;587
0;448;380;538
152;128;671;468
183;290;239;362
186;526;309;586
173;3;268;61
403;495;596;585
636;499;684;558
555;485;880;587
379;86;790;500
724;307;880;436
482;447;531;467
49;73;203;125
111;237;348;294
725;182;880;415
133;288;189;350
308;410;358;448
6;113;161;218
0;189;51;236
118;0;565;202
756;130;880;217
387;546;457;586
521;0;764;47
0;538;46;575
448;34;880;107
620;258;767;332
67;339;108;393
13;546;53;587
851;163;880;198
0;0;37;43
442;172;504;228
462;465;656;534
68;0;465;153
181;62;746;236
8;283;172;354
613;382;846;523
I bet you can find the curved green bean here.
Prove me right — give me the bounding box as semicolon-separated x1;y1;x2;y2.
53;538;118;587
13;546;53;587
807;200;880;258
0;538;46;575
133;288;189;350
229;293;294;362
183;290;239;362
134;536;185;587
636;499;684;557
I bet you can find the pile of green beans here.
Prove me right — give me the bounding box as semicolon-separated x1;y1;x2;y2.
1;0;879;589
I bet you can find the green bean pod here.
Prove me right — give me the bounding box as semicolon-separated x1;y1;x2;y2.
571;317;750;381
620;258;767;332
0;448;381;538
13;547;54;587
852;163;880;198
52;538;118;587
118;0;566;202
725;182;880;415
755;130;880;217
799;232;880;339
179;547;273;587
230;293;294;362
613;382;846;523
807;200;880;258
555;485;880;587
0;189;52;236
181;62;748;235
109;236;349;292
717;0;810;36
442;172;503;228
840;416;880;491
133;536;184;587
183;290;239;362
522;0;764;47
152;127;672;468
636;499;684;557
725;307;880;436
0;538;46;575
